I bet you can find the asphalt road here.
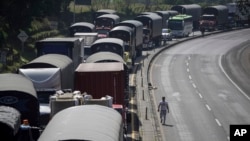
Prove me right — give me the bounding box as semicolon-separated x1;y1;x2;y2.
149;29;250;141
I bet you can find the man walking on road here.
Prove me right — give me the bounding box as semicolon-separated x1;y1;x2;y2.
158;97;169;125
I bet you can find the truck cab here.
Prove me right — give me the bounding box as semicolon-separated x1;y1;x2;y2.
200;14;216;31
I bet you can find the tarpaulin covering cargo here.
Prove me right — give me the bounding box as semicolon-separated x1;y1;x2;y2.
116;20;143;47
19;54;74;90
0;73;39;126
69;22;95;36
0;106;21;140
93;9;117;20
38;105;123;141
90;37;125;57
86;52;126;65
134;14;162;38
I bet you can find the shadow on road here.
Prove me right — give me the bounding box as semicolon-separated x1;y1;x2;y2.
162;123;174;127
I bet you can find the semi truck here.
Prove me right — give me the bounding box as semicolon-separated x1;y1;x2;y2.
74;62;129;131
69;22;95;36
134;14;162;48
18;54;74;126
0;73;40;140
35;37;83;69
200;5;229;31
171;4;202;30
115;20;143;57
94;14;120;38
74;62;127;106
93;9;117;21
154;11;171;28
108;26;136;66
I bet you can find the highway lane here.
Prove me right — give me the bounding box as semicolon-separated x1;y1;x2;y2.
149;29;250;141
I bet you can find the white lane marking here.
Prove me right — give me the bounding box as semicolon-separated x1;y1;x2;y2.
227;136;230;140
189;75;192;80
186;62;189;66
215;118;222;126
187;68;190;72
198;93;203;99
192;83;197;88
205;104;211;111
219;55;250;101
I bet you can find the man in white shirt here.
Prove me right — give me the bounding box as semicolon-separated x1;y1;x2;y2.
158;96;169;125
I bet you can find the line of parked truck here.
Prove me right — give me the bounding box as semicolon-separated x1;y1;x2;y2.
0;1;249;141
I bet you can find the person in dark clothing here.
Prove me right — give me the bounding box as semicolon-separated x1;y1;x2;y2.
200;26;205;37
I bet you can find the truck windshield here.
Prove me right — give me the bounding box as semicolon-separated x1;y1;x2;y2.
109;31;130;42
168;20;183;30
202;15;215;21
91;43;124;57
143;29;150;35
96;29;110;35
95;18;113;27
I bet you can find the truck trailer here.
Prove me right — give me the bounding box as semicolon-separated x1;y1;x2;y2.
69;22;95;36
134;14;162;48
0;73;40;140
35;37;83;69
18;54;74;126
200;5;229;31
74;62;127;106
115;20;143;57
94;14;120;38
109;26;136;66
93;9;117;21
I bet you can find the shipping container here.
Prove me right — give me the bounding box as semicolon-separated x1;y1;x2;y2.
85;52;129;91
36;37;83;69
74;62;126;105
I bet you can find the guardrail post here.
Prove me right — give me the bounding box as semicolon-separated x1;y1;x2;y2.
142;90;144;100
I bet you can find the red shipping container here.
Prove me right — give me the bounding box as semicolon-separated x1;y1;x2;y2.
75;62;125;105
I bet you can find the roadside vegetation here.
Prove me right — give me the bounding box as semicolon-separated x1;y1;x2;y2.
0;0;229;72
